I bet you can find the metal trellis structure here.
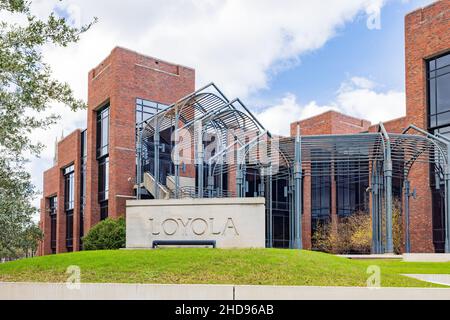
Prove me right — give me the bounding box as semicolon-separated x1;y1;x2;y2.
136;83;450;253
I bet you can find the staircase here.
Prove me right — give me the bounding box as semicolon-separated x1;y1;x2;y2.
143;172;170;200
165;175;195;198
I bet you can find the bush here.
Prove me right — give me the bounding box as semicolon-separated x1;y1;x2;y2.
312;213;372;254
312;199;404;255
82;217;126;250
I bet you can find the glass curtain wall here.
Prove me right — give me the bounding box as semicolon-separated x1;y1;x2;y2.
64;164;75;251
428;52;450;253
97;104;109;219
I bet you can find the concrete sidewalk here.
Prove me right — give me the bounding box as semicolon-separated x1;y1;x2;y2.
1;282;450;300
404;274;450;286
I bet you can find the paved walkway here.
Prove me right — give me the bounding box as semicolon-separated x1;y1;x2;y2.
1;282;450;300
404;274;450;286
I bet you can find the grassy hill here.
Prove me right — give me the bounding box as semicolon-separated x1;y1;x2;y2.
0;249;449;287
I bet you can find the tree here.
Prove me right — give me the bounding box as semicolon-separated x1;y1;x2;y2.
0;0;96;259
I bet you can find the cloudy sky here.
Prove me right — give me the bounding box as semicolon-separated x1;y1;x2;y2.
14;0;434;209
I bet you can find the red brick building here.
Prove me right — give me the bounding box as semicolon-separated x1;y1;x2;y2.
38;47;195;255
38;1;449;255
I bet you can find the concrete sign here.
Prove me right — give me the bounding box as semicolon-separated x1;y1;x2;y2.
126;198;266;249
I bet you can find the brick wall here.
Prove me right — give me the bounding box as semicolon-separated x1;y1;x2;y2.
405;0;449;252
85;47;195;233
40;47;195;255
39;130;81;255
291;110;371;136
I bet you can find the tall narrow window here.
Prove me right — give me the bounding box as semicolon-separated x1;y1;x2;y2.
336;160;369;217
97;105;109;158
98;157;109;203
48;196;57;254
97;104;110;220
64;165;74;251
311;151;331;228
427;52;450;253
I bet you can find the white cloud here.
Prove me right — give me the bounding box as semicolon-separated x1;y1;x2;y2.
256;76;405;136
337;77;405;123
11;0;392;208
256;94;337;136
34;0;388;99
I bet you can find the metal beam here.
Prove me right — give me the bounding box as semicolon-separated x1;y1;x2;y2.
404;177;411;253
174;110;180;199
293;125;302;249
136;123;143;200
371;163;379;253
379;123;394;254
446;143;450;253
197;121;204;198
154;116;160;199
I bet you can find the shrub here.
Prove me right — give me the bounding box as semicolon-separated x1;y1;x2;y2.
312;213;372;254
82;217;126;250
311;199;404;254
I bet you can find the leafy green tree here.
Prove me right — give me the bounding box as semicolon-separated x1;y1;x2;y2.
0;0;96;259
83;217;126;251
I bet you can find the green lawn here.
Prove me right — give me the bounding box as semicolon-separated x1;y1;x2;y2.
0;249;449;287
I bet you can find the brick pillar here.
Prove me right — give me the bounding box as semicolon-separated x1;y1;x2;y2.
39;198;52;255
408;164;434;252
56;172;66;254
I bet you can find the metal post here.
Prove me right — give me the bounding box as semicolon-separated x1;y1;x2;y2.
154;116;160;199
384;139;394;254
207;163;214;198
371;164;378;253
290;176;295;249
136;123;143;200
260;168;265;197
236;146;243;197
268;166;273;248
445;143;450;253
197;122;204;198
174;110;180;199
219;157;224;196
378;168;384;252
404;178;411;253
236;165;243;197
293;125;303;249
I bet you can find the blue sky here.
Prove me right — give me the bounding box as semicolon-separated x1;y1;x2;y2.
23;0;437;209
257;0;431;107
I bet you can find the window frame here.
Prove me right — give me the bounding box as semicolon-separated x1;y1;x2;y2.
427;51;450;131
96;103;110;159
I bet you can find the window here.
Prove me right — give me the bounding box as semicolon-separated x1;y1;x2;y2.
63;165;74;250
98;156;109;202
311;161;331;221
64;165;75;211
336;160;369;216
98;156;109;220
428;52;450;129
96;104;109;158
428;52;450;253
136;98;169;124
96;104;110;221
100;200;108;221
66;211;73;252
48;196;57;254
